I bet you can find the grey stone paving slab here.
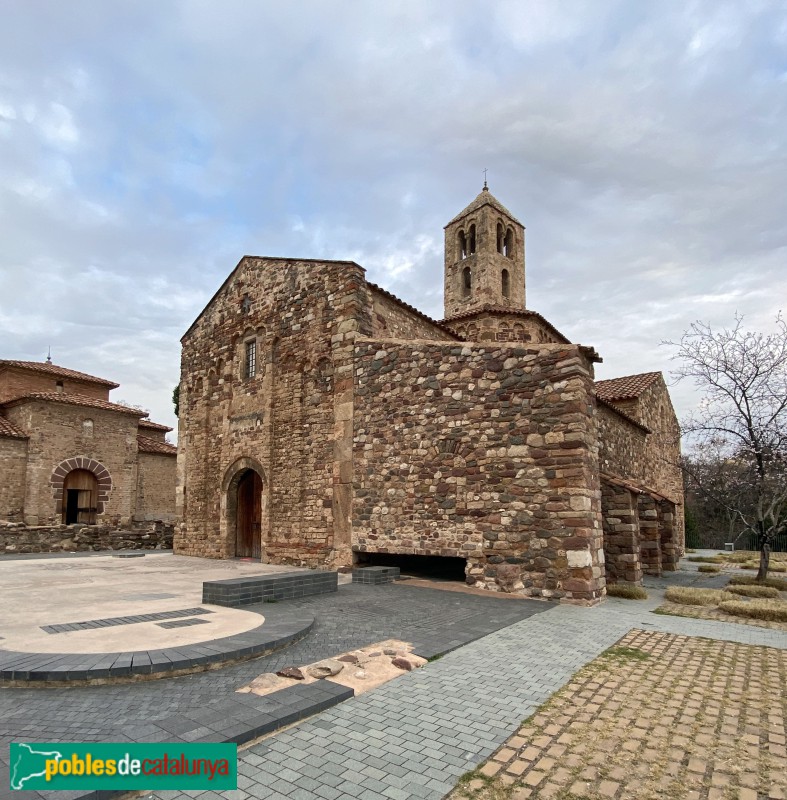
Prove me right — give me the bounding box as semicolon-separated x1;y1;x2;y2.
0;583;547;800
41;607;213;634
145;581;784;800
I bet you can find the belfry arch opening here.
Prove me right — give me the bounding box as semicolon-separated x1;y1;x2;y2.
62;469;98;525
504;228;514;258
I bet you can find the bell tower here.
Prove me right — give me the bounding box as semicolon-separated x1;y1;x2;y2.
443;184;526;319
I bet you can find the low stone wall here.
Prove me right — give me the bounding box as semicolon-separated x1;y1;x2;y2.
0;520;174;554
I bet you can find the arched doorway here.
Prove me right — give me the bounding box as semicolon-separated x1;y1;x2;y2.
236;469;263;558
62;469;98;525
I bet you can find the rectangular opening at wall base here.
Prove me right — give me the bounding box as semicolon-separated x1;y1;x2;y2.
353;552;467;582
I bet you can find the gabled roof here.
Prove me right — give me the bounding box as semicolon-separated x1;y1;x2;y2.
440;306;571;344
445;186;524;228
182;256;365;341
0;416;27;439
367;283;463;340
1;392;148;417
137;435;177;456
0;360;119;388
139;419;173;433
595;372;661;402
596;396;651;434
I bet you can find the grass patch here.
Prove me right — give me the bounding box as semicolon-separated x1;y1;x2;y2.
665;587;726;606
718;599;787;622
606;583;648;600
685;548;697;553
769;563;787;573
723;552;755;563
604;646;650;661
687;555;725;563
427;653;443;662
728;575;787;591
724;584;780;599
698;564;721;573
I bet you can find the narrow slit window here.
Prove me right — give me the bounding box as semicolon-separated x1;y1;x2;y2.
502;268;510;298
462;266;472;297
245;341;257;379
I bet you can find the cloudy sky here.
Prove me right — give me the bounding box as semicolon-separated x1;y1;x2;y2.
1;1;785;438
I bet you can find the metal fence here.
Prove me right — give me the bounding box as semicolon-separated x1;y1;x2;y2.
685;529;787;552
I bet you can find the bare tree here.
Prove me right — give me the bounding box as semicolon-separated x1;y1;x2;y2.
668;314;787;579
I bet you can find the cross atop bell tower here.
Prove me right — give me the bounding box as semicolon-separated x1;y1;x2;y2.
443;185;526;319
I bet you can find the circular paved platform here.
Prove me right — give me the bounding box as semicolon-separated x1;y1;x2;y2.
0;604;314;686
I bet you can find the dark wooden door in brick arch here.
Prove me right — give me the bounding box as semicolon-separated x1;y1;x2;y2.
236;469;262;559
62;469;98;525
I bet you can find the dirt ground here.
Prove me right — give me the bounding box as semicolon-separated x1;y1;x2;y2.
450;629;787;800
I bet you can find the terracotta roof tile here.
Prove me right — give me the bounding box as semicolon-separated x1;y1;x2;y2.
137;435;177;456
1;392;148;417
595;372;661;402
0;360;119;388
445;187;524;228
139;419;173;433
0;415;27;439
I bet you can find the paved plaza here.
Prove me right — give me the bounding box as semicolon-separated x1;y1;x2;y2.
451;629;786;800
0;554;785;800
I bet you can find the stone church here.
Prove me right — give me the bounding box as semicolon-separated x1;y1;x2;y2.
176;186;683;603
0;360;177;526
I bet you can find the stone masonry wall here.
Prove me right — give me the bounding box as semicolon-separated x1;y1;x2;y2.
0;520;173;554
369;289;457;342
3;401;140;525
597;402;647;484
177;258;373;566
353;340;606;604
601;481;643;585
0;366;111;403
604;377;684;549
135;452;177;522
448;312;565;345
0;436;28;521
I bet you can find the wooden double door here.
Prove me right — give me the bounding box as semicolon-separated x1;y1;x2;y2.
62;469;98;525
236;469;263;559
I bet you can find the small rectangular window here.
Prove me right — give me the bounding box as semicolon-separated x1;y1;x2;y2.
245;341;257;379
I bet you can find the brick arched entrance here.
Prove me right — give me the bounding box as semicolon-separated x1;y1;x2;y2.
51;457;112;521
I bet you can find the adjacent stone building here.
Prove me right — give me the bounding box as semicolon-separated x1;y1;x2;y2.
0;360;177;526
177;186;683;603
